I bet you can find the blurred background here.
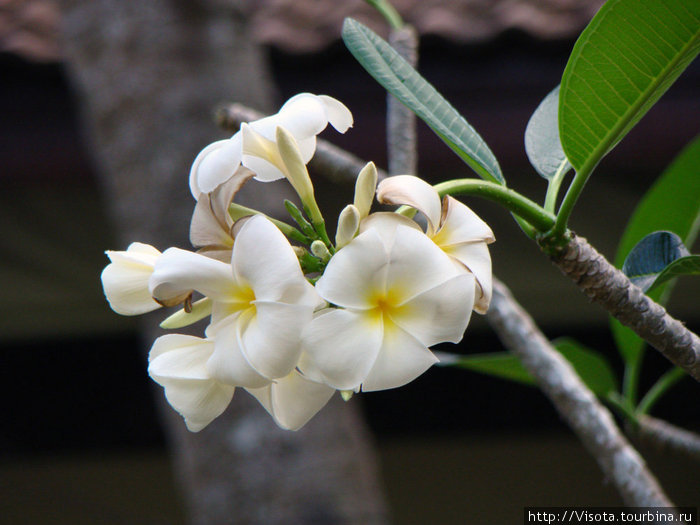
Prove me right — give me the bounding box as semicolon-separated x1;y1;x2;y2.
1;1;698;524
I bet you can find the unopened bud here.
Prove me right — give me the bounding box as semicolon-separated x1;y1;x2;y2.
310;240;331;261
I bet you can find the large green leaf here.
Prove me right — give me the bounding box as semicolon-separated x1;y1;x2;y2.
611;135;700;363
444;337;617;396
559;0;700;174
444;352;534;386
524;85;571;181
342;18;504;184
622;231;692;292
552;338;618;396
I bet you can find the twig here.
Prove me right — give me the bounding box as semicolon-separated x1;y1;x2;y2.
216;104;388;183
387;25;418;176
548;234;700;382
487;279;673;507
631;416;700;464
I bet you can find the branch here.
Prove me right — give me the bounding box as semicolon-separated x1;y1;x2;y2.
631;416;700;464
216;104;388;183
487;279;673;507
548;234;700;382
387;25;418;176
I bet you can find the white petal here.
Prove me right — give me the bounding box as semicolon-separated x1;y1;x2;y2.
390;273;475;346
240;124;287;182
302;308;383;391
189;140;227;199
361;320;438;392
359;211;421;239
148;334;235;432
232;215;316;305
314;228;389;310
296;136;317;164
101;243;161;315
191;134;243;197
190;168;255;249
150;247;236;303
444;241;493;314
434;196;495;246
377;175;442;235
275;93;329;138
240;301;311;379
318;94;353;133
206;315;271;388
106;242;161;265
246;370;335;430
384;225;459;304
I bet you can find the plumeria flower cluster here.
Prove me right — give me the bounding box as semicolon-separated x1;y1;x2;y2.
101;93;494;432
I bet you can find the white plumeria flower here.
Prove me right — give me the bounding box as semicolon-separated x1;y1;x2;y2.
101;242;163;315
302;223;476;392
189;93;353;198
189;167;255;262
148;334;235;432
149;215;321;388
246;368;335;431
376;175;495;313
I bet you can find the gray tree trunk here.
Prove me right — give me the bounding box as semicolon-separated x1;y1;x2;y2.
58;1;390;523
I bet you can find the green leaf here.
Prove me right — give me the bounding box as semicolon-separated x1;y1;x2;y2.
559;0;700;174
650;255;700;291
622;231;691;291
444;352;534;386
443;338;617;397
342;18;504;184
611;135;700;364
524;85;571;181
552;338;618;397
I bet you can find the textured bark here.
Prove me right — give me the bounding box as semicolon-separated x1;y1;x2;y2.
58;2;390;524
549;234;700;382
632;416;700;464
386;25;417;177
487;279;673;507
217;103;389;183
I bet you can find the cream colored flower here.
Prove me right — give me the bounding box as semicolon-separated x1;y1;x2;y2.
377;175;495;313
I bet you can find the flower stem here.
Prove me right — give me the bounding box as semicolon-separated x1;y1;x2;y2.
434;179;556;233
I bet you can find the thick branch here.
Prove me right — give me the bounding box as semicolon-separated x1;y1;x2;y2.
387;25;418;176
216;104;388;183
548;234;700;381
487;279;673;507
632;416;700;464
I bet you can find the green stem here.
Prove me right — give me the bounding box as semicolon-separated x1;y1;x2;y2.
622;350;644;407
364;0;403;29
230;202;308;243
435;179;556;233
552;160;596;236
606;391;638;423
544;161;570;213
637;367;686;415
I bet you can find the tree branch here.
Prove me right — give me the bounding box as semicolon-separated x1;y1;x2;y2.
216;104;388;183
631;416;700;464
487;279;673;507
548;234;700;382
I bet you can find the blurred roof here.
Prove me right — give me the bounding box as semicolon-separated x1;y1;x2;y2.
0;0;60;62
249;0;606;53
